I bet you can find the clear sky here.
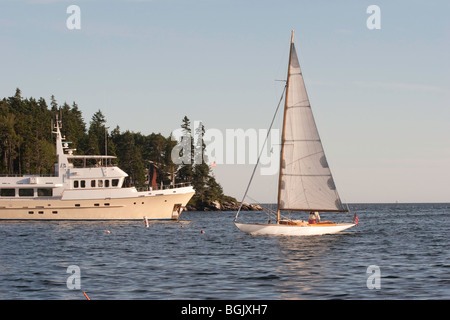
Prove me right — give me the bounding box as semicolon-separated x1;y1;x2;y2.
1;0;449;203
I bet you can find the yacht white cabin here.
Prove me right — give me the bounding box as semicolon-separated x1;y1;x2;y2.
0;119;195;221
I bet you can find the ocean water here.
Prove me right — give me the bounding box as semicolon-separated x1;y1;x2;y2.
0;203;448;300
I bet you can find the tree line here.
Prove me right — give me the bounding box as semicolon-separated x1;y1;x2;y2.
0;88;236;209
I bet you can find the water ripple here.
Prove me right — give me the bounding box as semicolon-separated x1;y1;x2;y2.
0;203;449;299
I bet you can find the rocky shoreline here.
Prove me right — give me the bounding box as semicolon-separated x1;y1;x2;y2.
185;201;263;212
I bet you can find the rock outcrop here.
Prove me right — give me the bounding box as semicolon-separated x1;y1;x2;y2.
185;201;263;211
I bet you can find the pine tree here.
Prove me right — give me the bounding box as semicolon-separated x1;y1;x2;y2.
0;113;21;174
192;122;210;203
87;109;107;155
176;116;194;182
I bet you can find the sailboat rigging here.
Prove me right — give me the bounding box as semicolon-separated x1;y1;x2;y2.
234;31;356;236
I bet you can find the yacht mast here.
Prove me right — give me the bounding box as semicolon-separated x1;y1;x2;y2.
276;30;294;223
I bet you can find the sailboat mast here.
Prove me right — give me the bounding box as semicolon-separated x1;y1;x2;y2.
276;30;294;223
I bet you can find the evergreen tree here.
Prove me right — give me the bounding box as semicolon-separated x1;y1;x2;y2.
176;116;194;182
50;94;58;113
0;113;21;174
192;122;210;203
112;130;145;188
87;109;107;155
164;134;178;186
60;102;87;154
174;117;229;209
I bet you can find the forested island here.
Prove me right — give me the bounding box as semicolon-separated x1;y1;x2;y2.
0;89;261;211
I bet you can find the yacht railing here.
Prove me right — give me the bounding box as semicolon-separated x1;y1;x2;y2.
137;182;192;192
0;174;55;177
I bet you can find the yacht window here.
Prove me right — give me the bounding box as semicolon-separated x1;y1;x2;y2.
98;180;103;187
91;180;96;188
112;179;119;187
80;180;86;188
38;188;53;197
0;189;15;197
105;180;110;187
19;189;34;197
74;181;79;188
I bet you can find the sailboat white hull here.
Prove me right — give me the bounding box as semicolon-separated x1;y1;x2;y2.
234;222;355;236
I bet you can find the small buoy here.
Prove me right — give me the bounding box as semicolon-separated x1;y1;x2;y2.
200;230;205;234
180;225;183;228
143;216;149;228
106;230;110;234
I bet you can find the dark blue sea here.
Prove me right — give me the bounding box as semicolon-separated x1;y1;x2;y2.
0;203;448;300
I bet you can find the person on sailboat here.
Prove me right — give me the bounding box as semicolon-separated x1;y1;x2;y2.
308;211;321;224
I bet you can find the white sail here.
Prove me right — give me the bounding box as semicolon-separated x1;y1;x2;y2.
278;41;345;212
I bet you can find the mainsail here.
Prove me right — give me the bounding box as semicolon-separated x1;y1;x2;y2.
277;33;346;213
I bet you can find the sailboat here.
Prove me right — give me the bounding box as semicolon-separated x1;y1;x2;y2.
234;31;356;236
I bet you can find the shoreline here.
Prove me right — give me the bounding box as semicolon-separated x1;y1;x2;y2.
185;201;263;212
